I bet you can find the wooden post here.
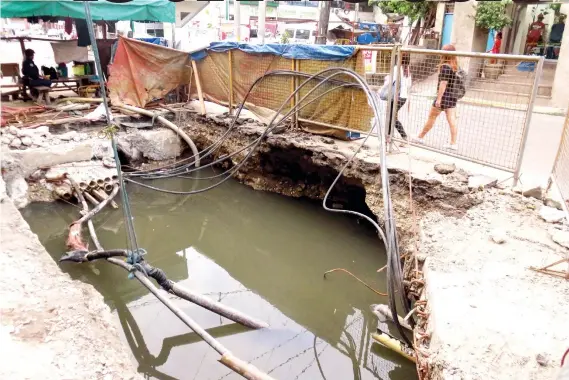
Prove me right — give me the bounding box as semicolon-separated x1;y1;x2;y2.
18;37;26;58
228;50;234;115
191;60;206;115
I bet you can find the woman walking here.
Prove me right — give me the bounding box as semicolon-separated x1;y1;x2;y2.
413;44;459;150
382;53;412;142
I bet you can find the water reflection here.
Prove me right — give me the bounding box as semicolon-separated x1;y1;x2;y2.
22;176;417;380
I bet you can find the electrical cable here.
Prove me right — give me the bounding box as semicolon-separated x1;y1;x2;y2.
123;66;412;345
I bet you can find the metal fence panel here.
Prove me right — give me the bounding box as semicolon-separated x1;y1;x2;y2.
551;111;569;215
388;48;542;173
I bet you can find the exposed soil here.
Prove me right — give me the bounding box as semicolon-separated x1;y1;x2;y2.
0;178;141;380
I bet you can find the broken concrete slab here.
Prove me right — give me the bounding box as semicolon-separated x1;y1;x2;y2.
468;175;497;190
539;205;567;223
434;163;456;175
550;229;569;249
117;128;182;161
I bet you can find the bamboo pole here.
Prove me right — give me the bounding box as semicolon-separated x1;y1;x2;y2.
290;58;296;127
107;257;276;380
371;332;416;363
191;60;207;115
228;50;234;116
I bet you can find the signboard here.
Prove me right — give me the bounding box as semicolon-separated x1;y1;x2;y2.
363;50;377;74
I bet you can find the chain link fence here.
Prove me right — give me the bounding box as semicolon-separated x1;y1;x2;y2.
386;47;543;179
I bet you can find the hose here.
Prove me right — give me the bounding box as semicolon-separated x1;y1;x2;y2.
125;67;413;345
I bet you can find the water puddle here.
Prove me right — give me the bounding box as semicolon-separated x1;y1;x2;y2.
22;176;417;380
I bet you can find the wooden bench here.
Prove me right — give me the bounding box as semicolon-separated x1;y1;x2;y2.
33;86;51;105
0;63;24;101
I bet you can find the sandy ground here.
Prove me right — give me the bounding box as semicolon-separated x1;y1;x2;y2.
421;189;569;380
0;177;141;380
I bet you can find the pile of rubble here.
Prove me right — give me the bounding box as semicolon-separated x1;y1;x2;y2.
1;126;91;150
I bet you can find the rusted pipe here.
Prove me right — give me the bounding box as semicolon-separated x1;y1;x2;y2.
91;188;118;209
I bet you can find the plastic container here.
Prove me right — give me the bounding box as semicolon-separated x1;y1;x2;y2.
73;64;85;76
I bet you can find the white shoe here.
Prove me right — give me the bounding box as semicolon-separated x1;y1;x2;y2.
443;143;458;151
410;135;424;144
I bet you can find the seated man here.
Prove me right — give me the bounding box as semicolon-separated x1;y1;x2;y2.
21;49;52;98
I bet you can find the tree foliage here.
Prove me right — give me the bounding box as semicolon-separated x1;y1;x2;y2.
475;0;513;31
368;0;436;23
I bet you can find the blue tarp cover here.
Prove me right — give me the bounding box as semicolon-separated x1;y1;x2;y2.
137;37;168;47
206;42;356;61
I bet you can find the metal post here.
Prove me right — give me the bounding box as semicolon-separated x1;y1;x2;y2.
291;59;297;128
234;0;241;42
83;2;111;125
228;50;234;115
390;46;402;152
258;0;266;44
384;46;397;150
513;56;544;187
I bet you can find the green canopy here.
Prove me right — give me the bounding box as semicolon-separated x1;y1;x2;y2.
0;0;175;23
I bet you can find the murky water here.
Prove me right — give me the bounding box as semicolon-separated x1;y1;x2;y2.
22;176;417;380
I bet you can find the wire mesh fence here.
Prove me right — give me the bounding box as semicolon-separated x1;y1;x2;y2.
388;48;543;174
551;111;569;215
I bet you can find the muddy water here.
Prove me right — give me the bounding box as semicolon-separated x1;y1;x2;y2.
22;176;417;380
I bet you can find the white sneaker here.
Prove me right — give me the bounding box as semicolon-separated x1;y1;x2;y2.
443;143;458;151
410;135;424;144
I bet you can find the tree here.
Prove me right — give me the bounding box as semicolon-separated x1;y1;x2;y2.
474;0;513;31
369;0;437;45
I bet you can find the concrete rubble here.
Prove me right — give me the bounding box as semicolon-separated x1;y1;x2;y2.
1;108;568;380
0;177;141;380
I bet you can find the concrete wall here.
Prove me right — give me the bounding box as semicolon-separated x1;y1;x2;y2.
551;4;569;108
451;0;486;53
433;2;445;36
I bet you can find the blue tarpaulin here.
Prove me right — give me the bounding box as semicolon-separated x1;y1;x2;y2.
202;42;356;61
136;37;168;47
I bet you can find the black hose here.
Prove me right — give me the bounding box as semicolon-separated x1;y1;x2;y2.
125;67;413;345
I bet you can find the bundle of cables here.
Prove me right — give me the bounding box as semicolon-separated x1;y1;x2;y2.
123;67;415;345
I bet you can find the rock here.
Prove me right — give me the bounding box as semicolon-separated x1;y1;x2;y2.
468;175;497;190
9;138;22;149
490;230;507;244
117;128;181;161
1;136;13;145
5;175;29;208
522;186;543;200
539;205;566;223
8;126;19;135
550;229;569;249
536;353;549;367
434;163;456;175
33;126;50;136
58;131;78;141
321;137;335;145
20;136;33;146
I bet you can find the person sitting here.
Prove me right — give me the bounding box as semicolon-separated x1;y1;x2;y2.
526;14;546;54
21;49;52;99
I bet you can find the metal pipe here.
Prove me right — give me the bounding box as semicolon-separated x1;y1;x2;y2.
513;56;544;186
89;180;97;189
401;47;542;61
96;178;105;187
104;176;112;183
79;181;88;190
84;191;100;207
111;175;118;181
104;183;113;192
91;188;119;209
